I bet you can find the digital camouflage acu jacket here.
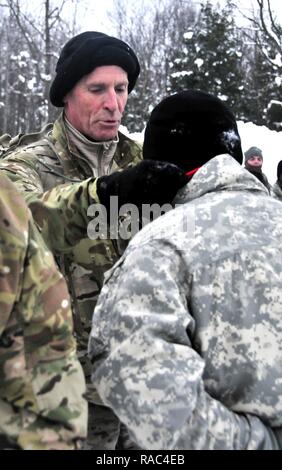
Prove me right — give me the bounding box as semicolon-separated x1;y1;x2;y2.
0;173;87;450
89;155;282;450
0;114;142;392
272;181;282;200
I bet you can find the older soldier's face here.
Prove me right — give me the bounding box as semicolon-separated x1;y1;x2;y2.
63;65;129;141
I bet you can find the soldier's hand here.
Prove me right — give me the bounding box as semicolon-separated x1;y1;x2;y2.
96;160;188;212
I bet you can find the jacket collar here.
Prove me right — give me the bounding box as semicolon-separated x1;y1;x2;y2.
174;154;269;205
51;113;141;177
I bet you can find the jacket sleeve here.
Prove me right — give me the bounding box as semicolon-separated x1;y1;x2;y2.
0;177;87;449
28;178;100;254
0;233;26;338
0;221;88;450
0;153;44;202
89;240;279;450
1;153;102;253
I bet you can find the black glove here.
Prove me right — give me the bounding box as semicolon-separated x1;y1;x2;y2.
96;160;188;213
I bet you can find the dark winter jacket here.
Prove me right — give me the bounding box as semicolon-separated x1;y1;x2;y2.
244;164;271;193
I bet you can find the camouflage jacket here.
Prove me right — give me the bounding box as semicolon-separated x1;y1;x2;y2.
0;173;87;450
89;154;282;450
0;114;142;388
272;181;282;200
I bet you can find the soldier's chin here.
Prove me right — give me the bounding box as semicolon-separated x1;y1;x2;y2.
95;125;119;141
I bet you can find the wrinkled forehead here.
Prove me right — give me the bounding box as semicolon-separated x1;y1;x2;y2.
82;65;129;85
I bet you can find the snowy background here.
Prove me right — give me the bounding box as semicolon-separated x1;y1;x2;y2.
0;0;280;182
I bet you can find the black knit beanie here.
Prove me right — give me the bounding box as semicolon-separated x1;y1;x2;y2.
143;90;243;173
277;160;282;180
50;31;140;107
244;146;263;164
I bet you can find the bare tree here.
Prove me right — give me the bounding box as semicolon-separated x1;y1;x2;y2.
237;0;282;128
256;0;281;61
108;0;196;131
7;0;75;121
239;0;281;69
0;0;83;134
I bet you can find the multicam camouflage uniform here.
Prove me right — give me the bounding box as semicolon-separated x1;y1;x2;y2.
272;181;282;200
0;173;87;450
0;113;142;449
89;154;282;450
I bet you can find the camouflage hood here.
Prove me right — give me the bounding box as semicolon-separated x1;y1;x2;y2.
174;153;268;206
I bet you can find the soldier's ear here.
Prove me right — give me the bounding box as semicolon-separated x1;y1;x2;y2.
62;89;73;105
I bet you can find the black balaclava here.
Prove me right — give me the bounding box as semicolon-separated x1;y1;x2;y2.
143;90;243;174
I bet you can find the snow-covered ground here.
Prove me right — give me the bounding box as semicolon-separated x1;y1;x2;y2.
122;122;281;185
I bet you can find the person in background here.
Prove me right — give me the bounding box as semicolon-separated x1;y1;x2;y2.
89;90;282;450
0;172;87;450
0;30;187;449
272;160;282;200
244;146;271;192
